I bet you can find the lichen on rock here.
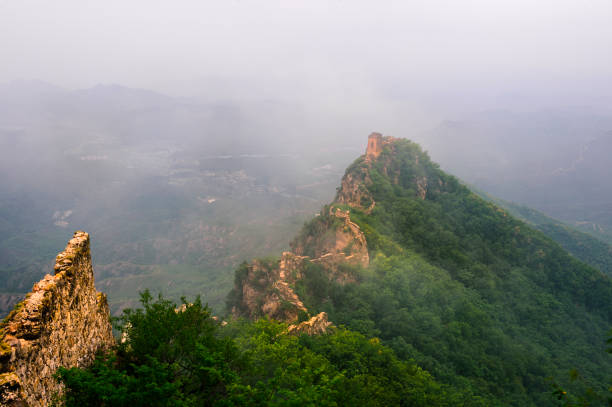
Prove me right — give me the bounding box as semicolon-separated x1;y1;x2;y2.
0;231;114;407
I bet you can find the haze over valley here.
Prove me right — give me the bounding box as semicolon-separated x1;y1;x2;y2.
2;80;611;316
1;2;612;405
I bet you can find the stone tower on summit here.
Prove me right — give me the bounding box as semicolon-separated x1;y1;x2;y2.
366;132;383;160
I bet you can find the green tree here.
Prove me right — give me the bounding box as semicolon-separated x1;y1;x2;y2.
56;291;242;406
56;292;466;406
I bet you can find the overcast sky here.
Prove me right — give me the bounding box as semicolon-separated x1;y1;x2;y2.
1;0;612;112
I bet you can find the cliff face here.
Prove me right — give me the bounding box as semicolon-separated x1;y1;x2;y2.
336;133;402;211
229;137;391;331
0;231;114;407
231;253;309;322
292;207;369;274
337;133;448;207
229;202;371;325
229;133;439;330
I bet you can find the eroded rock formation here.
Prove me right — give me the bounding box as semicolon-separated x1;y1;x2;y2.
230;133;430;333
231;135;413;331
337;132;403;211
287;312;332;336
231;253;308;322
334;167;376;212
0;231;114;407
231;205;369;328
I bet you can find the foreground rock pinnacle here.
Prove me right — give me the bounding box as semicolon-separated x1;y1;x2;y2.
0;231;114;407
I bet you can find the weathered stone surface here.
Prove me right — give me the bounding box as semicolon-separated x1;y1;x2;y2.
334;167;376;213
0;373;24;406
365;132;397;162
336;132;400;212
287;312;332;336
292;207;369;274
231;135;397;332
233;253;309;323
416;176;428;200
329;208;369;268
0;231;114;407
365;132;383;160
232;207;369;326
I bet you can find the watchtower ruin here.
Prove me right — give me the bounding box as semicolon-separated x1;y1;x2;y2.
366;132;383;160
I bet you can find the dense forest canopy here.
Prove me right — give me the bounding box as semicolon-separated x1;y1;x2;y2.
292;139;612;405
56;292;467;406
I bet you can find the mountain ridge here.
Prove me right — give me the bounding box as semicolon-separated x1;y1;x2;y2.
228;133;612;405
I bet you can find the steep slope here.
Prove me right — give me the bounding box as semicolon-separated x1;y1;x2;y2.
479;193;612;276
228;133;612;406
426;112;612;244
227;204;369;330
0;231;114;406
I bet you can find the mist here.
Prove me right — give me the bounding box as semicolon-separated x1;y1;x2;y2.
1;1;612;314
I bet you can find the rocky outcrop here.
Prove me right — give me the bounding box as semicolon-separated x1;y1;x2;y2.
230;135;410;330
308;208;369;275
287;312;332;336
416;176;428;200
231;253;308;322
336;132;403;211
335;167;376;212
231;134;423;332
232;205;370;326
0;231;114;407
338;132;442;206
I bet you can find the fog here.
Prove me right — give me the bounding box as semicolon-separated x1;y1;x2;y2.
1;1;612;313
3;1;612;104
3;1;612;132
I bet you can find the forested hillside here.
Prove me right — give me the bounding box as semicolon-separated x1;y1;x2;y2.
481;194;612;277
55;136;612;406
291;137;612;405
56;292;467;406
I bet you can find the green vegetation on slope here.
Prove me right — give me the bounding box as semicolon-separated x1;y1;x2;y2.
55;293;467;406
52;138;612;406
481;196;612;277
293;139;612;405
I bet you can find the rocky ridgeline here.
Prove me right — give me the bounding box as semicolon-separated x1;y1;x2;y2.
234;252;309;322
335;132;400;211
308;207;369;274
230;132;441;332
0;231;114;407
230;203;371;329
337;132;444;205
230;135;396;333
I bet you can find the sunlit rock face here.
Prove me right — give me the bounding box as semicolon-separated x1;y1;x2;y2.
229;135;384;333
0;231;114;407
287;312;332;336
231;205;370;326
232;253;309;323
231;132;448;333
